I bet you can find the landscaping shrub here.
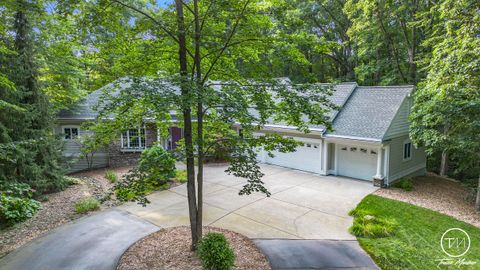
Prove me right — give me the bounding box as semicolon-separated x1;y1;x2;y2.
138;144;176;187
74;197;100;214
175;169;187;183
392;178;413;191
349;209;397;238
197;232;235;270
105;170;118;183
0;182;41;227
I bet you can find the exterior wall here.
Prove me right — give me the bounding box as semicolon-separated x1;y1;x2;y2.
386;134;426;184
108;123;158;167
56;120;109;173
383;97;412;140
56;121;159;172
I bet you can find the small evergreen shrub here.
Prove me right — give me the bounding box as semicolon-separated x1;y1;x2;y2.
393;178;413;191
349;209;397;238
175;169;187;183
0;182;41;227
138;144;176;187
105;170;118;183
197;232;235;270
75;197;100;214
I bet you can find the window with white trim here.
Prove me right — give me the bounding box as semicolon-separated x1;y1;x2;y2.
403;140;412;160
63;126;79;140
121;128;146;150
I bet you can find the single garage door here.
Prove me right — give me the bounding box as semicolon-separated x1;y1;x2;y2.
264;140;321;174
337;145;377;181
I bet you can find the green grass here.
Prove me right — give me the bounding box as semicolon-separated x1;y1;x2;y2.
104;170;118;183
74;197;100;214
352;195;480;269
175;169;187;183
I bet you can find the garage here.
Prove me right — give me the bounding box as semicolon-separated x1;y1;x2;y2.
262;139;322;174
337;144;377;181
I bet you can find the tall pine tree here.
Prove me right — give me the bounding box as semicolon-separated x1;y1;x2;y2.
0;0;65;194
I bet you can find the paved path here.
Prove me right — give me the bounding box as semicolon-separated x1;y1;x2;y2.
255;239;379;269
120;164;378;240
0;210;158;270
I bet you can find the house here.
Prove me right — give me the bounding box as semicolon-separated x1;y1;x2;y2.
56;80;426;186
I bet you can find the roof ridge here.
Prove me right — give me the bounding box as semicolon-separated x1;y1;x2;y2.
357;85;414;88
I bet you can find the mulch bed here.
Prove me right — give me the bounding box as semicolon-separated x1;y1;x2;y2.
0;166;132;258
375;173;480;227
117;226;271;270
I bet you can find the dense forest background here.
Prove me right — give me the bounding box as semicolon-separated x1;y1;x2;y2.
0;0;478;199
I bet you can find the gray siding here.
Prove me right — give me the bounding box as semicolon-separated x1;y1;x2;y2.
64;154;109;173
383;97;412;140
387;134;426;183
56;120;109;173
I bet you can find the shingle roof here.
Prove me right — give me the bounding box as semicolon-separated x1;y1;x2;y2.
58;79;413;142
325;86;413;140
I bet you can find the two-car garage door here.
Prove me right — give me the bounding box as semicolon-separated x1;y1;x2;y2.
263;140;322;174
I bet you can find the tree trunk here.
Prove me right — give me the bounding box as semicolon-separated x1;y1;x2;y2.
175;0;198;250
193;0;204;243
475;174;480;211
440;150;448;176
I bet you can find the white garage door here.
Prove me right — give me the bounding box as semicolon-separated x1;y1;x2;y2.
264;140;321;174
337;145;377;181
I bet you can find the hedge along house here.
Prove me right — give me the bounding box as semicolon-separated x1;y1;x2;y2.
56;78;425;186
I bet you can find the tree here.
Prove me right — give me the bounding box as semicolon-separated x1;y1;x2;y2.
410;0;480;210
82;0;337;249
344;0;429;85
0;0;65;194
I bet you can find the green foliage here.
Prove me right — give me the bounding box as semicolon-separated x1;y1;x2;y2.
113;146;176;206
0;182;41;227
392;178;413;192
0;1;66;195
74;197;100;214
349;209;397;238
197;232;235;270
353;195;480;269
175;169;187;184
138;144;176;186
104;170;117;183
410;0;480;187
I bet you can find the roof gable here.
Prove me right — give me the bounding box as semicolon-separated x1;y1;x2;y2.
326;85;413;141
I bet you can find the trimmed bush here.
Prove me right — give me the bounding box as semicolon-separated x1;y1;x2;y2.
75;197;100;214
105;170;118;183
349;209;397;238
392;178;413;191
138;144;176;187
197;232;235;270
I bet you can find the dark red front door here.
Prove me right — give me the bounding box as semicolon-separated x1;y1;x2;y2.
169;127;183;150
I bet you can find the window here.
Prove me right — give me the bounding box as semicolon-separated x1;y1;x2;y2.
63;126;79;140
360;148;367;153
403;140;412;160
121;128;146;150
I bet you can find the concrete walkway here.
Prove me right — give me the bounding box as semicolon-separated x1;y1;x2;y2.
0;210;158;270
120;164;378;239
255;239;379;269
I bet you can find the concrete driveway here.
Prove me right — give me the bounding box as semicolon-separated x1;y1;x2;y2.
120;164;377;240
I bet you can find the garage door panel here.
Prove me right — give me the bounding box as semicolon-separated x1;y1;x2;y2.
264;140;321;174
337;145;376;181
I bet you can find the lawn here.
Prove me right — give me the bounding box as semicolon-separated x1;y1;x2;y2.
352;195;480;270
